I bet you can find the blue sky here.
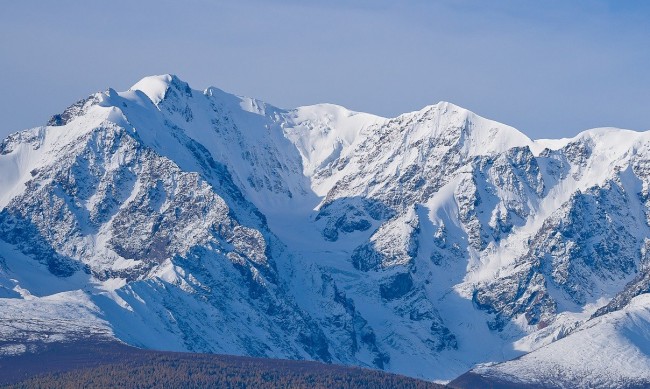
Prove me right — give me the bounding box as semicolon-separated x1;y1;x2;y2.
1;0;648;139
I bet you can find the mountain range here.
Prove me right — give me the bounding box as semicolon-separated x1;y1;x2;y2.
1;74;650;388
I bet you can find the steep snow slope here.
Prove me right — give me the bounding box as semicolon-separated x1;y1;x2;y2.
455;294;650;389
0;81;333;363
2;74;650;386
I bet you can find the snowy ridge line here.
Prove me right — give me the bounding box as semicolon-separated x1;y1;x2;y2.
1;74;650;387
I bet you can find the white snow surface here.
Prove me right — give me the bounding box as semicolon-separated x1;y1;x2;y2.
2;74;650;386
473;294;650;388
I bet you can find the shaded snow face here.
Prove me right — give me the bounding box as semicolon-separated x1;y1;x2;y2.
2;74;650;385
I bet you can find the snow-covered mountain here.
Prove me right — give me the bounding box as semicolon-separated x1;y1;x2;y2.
452;293;650;388
2;74;650;387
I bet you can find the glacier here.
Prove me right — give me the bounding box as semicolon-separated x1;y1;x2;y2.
1;74;650;387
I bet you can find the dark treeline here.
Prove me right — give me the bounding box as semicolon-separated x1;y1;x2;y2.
3;342;446;389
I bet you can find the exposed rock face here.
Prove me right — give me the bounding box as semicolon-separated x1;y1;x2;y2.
2;74;650;386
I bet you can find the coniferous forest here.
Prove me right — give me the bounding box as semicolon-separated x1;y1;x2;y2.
1;341;445;389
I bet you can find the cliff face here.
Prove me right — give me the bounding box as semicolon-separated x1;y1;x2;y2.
2;74;650;385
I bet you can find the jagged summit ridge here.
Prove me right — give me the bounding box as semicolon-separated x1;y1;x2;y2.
2;74;650;386
126;75;535;168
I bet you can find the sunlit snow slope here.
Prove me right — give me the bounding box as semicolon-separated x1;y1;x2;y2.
2;74;650;387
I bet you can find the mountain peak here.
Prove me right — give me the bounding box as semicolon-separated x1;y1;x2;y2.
4;74;650;387
394;101;535;156
129;74;191;105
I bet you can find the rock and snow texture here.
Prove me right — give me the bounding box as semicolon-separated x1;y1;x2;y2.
460;294;650;389
2;74;650;387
